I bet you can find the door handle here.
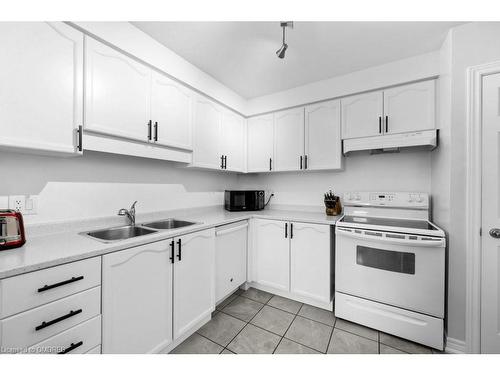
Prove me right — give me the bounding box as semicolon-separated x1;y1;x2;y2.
35;309;82;331
269;158;272;171
224;155;227;169
38;276;84;293
221;155;224;169
290;223;293;239
285;223;288;238
300;156;303;170
59;341;83;354
304;155;308;170
490;228;500;239
169;240;175;263
147;120;152;140
177;238;182;261
77;125;83;152
385;116;389;133
154;121;158;142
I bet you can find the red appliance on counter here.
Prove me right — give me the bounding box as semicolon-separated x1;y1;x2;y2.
0;210;26;250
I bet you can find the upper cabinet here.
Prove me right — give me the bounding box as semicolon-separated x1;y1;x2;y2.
305;100;342;170
383;80;435;135
341;80;436;140
273;108;305;172
220;111;246;172
85;37;152;142
192;96;223;170
247;114;274;172
0;22;83;155
150;72;193;150
341;91;383;139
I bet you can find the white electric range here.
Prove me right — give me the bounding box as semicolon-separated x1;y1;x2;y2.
335;191;446;350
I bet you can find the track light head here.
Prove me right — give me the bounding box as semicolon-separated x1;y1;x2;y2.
276;43;288;59
276;21;293;59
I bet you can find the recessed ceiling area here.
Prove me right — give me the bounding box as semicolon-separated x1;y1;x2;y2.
132;22;462;99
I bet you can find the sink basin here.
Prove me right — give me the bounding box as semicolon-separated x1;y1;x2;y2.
141;219;197;230
83;225;157;243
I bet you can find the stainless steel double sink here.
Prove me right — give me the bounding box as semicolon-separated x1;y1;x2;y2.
82;219;198;243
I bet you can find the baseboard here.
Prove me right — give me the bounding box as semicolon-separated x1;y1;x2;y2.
445;337;467;354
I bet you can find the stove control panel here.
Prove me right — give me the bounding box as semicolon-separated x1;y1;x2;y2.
343;192;429;208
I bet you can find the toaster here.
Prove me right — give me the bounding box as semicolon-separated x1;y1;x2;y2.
0;210;26;250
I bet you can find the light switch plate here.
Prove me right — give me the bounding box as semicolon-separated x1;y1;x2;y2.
24;195;38;215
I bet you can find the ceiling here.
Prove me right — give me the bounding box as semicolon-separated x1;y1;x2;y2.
132;22;462;99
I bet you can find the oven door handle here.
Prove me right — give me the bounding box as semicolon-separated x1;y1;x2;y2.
336;227;445;248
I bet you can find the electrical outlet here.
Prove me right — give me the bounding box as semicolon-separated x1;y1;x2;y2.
9;195;25;212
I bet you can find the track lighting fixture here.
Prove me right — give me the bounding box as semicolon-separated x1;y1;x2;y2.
276;21;293;59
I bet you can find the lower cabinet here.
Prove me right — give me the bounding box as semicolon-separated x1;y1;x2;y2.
251;219;332;307
215;221;248;302
102;228;215;353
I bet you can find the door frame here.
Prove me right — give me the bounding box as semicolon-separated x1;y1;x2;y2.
465;59;500;354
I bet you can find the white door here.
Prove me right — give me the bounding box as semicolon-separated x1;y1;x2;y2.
247;114;274;172
192;97;222;169
221;111;246;172
173;229;215;340
102;240;173;354
150;71;193;150
481;72;500;353
274;108;305;172
341;91;383;139
85;37;151;142
215;221;248;302
305;100;342;170
290;222;331;304
253;219;289;291
0;22;83;155
383;80;435;135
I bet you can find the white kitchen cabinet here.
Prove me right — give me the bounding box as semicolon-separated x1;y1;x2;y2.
341;91;383;139
247;114;274;172
0;22;83;155
191;96;223;169
151;71;193;150
220;111;246;172
253;219;290;291
305;100;342;170
102;240;173;354
383;80;435;135
85;37;151;142
273;108;305;172
215;221;248;302
290;222;331;304
173;228;215;340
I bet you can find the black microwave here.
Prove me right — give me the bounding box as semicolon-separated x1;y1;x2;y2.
225;190;265;211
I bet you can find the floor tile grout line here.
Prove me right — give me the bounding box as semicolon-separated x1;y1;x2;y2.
272;311;298;354
193;331;227;350
324;322;335;354
332;326;380;343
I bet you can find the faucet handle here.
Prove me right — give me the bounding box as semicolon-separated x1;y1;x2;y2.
130;201;138;211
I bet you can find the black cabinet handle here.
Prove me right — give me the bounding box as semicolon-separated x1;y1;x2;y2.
177;238;182;261
154;121;158;141
147;120;152;140
269;158;272;171
221;155;224;169
300;156;303;170
38;276;84;293
378;116;382;134
285;223;288;238
58;341;83;354
223;156;227;169
35;309;82;331
77;125;83;152
385;116;389;133
304;155;308;170
169;240;175;264
290;223;294;239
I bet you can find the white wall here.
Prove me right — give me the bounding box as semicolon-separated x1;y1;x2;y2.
245;51;440;115
238;150;431;207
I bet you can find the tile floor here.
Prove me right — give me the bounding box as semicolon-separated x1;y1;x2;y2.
170;288;442;355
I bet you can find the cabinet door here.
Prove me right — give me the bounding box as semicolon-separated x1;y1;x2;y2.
85;37;151;142
173;229;215;339
247;114;274;172
192;97;222;169
102;240;173;353
305;100;342;170
341;91;383;139
215;221;248;302
0;22;83;155
274;108;305;172
290;222;331;304
383;80;435;135
253;219;289;291
220;111;246;172
151;71;193;150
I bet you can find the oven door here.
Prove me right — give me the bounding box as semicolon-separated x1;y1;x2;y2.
335;227;445;318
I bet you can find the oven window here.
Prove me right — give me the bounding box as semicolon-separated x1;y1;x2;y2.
356;246;415;275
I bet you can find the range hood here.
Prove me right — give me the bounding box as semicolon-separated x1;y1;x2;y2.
343;129;438;155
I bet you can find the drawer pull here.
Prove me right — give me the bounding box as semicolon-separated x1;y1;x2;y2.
58;341;83;354
35;309;83;331
38;276;84;293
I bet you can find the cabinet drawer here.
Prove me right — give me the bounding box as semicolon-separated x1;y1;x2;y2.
27;315;101;354
85;345;101;354
0;286;101;350
0;257;101;318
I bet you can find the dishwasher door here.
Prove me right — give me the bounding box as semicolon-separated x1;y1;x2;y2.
215;221;248;303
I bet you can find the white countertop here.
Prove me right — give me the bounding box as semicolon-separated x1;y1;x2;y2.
0;206;340;279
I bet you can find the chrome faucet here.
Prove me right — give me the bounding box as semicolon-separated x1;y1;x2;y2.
118;201;138;226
